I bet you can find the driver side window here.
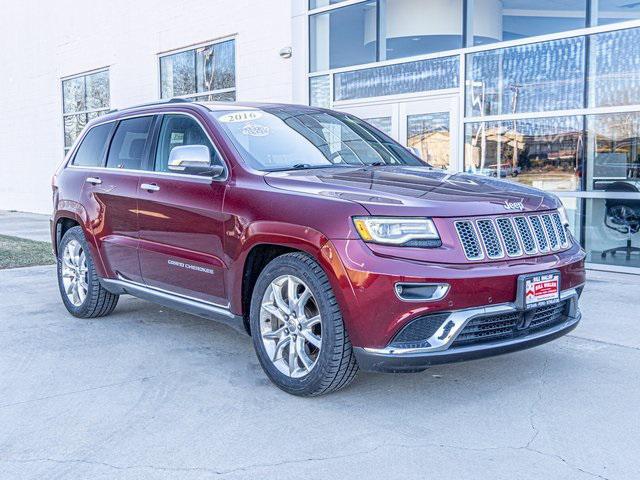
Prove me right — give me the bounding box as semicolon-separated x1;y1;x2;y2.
155;114;222;173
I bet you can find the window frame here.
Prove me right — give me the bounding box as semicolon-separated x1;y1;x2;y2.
157;37;237;102
150;113;226;177
61;68;111;154
67;111;229;182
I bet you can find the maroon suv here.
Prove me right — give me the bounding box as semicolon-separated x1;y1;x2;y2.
51;100;586;396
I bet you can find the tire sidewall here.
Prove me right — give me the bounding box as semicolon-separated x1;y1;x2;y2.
57;226;97;316
250;254;341;395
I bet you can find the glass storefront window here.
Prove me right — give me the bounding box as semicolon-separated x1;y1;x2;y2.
160;40;236;99
584;197;640;268
464;116;584;191
364;116;392;136
466;37;586;117
407;112;450;169
334;55;459;101
473;0;587;46
596;0;640;25
309;1;377;72
590;28;640;108
587;112;640;191
380;0;462;60
309;75;331;107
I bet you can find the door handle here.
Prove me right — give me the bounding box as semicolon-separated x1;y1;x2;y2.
141;183;160;192
85;177;102;185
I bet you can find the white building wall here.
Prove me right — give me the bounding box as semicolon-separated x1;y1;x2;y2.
0;0;293;214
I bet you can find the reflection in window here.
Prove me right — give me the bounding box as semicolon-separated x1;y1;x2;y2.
466;37;585;117
587;112;640;191
473;0;586;46
584;198;640;268
407;112;450;170
380;0;462;60
335;56;459;101
160;40;236;100
363;117;392;136
464;116;583;191
309;1;377;72
309;75;331;108
597;0;640;25
590;28;640;108
62;70;110;152
309;0;349;8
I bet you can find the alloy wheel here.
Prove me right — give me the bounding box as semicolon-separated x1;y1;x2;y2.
61;239;88;307
259;274;322;378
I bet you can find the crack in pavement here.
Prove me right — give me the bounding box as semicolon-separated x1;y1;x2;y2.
567;334;640;352
0;439;611;479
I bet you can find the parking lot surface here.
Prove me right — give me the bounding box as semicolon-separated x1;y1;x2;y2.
0;265;638;479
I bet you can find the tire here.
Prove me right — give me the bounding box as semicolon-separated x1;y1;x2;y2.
250;252;358;396
57;226;119;318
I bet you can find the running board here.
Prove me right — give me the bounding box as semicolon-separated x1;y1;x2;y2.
100;278;247;335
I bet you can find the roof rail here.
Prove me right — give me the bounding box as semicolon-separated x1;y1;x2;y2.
108;97;192;113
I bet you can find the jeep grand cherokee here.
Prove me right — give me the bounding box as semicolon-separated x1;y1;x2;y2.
51;100;586;396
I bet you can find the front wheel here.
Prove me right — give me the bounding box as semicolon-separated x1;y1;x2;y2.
57;226;119;318
250;252;358;396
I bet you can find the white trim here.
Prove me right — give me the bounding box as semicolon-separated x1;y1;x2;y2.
307;0;371;15
333;88;459;107
156;35;237;58
61;66;110;82
464;104;640;123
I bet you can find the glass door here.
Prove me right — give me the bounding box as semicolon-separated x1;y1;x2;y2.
337;94;460;170
399;96;459;171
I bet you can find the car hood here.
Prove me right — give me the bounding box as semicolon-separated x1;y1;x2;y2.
264;166;559;217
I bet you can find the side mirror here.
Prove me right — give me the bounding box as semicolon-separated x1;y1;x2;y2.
167;145;224;177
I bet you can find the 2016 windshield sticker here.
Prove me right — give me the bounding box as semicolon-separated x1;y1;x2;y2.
241;123;270;137
218;111;263;123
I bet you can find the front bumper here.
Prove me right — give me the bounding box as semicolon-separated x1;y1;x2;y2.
353;287;581;373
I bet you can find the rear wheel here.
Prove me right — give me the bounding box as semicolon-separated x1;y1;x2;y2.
250;252;358;396
57;226;119;318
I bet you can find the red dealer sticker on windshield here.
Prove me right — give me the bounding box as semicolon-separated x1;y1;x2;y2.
525;274;559;306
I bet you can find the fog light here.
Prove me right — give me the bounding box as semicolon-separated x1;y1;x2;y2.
394;283;449;302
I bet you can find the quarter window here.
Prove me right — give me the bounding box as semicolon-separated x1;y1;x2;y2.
159;40;236;101
72;123;113;167
155;115;222;174
62;70;110;153
106;117;154;170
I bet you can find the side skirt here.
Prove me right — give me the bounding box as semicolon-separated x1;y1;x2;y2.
100;278;248;335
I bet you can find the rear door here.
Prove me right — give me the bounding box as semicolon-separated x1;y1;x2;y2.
137;112;229;306
80;115;156;282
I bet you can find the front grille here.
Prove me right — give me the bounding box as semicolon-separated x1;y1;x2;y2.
455;211;570;261
451;300;569;348
455;221;484;260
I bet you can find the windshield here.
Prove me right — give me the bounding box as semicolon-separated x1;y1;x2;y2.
210;106;428;171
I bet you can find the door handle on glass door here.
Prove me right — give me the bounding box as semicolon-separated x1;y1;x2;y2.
85;177;102;185
141;183;160;192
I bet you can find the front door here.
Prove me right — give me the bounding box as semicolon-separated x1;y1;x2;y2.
137;113;229;306
337;94;459;171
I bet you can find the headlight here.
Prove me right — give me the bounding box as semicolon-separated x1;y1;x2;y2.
557;204;570;227
353;217;440;246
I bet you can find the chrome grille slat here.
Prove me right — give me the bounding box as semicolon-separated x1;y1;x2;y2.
476;219;504;259
513;216;538;254
455;221;484;261
551;212;569;247
528;215;550;253
496;217;523;257
542;214;560;250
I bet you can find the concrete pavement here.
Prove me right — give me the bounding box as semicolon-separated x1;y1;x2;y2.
0;264;638;479
0;210;50;243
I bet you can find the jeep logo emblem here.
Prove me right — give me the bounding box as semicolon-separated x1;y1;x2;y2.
504;200;525;211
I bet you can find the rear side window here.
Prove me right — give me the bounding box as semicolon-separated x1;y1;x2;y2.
72;123;113;167
106;116;153;170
